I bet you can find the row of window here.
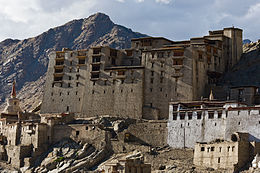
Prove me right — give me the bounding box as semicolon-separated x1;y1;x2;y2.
172;111;224;120
92;88;135;94
201;146;235;153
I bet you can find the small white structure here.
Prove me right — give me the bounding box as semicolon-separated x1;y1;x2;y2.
2;81;22;115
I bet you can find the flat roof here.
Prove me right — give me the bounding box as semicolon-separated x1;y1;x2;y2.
131;37;174;43
105;66;144;70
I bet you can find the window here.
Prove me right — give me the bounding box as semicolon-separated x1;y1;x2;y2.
55;68;63;73
201;147;205;151
151;63;154;68
67;92;70;95
232;146;235;152
218;158;220;164
93;48;101;54
218;112;222;118
188;112;192;120
76;131;79;136
160;77;163;83
211;147;215;151
76;82;79;87
173;59;183;65
78;59;85;64
54;76;63;81
150;78;153;84
173;51;184;56
219;147;222;152
180;112;185;120
208;112;214;119
197;112;202;119
118;71;125;75
112;58;116;65
151;71;154;76
91;73;100;79
92;56;101;63
69;76;71;80
66;106;69;112
92;65;100;71
76;91;78;95
68;83;71;88
173;113;177;120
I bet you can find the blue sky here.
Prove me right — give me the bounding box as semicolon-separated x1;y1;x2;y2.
0;0;259;42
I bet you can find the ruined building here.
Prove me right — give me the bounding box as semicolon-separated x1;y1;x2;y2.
193;132;260;172
40;27;242;120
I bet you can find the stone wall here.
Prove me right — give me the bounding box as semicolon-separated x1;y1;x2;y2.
52;124;108;149
118;121;168;147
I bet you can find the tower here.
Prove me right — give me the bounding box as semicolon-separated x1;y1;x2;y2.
2;81;22;115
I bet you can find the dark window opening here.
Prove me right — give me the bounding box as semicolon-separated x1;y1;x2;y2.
110;49;117;57
173;113;177;120
112;58;116;65
218;158;220;163
76;131;79;136
91;73;100;79
118;71;125;75
92;65;100;71
208;112;214;119
201;147;205;151
188;112;192;120
92;56;101;63
93;48;101;54
54;76;63;81
197;112;202;119
218;112;222;118
173;59;183;65
66;106;69;112
78;59;85;64
180;113;185;120
55;60;64;65
55;68;63;73
173;51;184;56
76;82;79;87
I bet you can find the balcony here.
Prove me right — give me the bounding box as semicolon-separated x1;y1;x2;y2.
172;72;183;78
54;64;65;69
172;65;183;70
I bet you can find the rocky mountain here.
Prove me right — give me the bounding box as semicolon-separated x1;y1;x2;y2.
219;41;260;87
0;13;147;111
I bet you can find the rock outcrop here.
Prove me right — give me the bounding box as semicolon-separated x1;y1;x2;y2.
219;41;260;87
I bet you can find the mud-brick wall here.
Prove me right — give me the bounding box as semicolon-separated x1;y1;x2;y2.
119;121;168;147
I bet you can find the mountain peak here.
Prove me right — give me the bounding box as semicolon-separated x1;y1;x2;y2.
87;12;112;23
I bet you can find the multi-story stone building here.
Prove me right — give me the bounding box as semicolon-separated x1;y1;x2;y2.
41;27;243;120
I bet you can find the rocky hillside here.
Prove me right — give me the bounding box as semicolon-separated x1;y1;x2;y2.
220;41;260;87
0;13;147;111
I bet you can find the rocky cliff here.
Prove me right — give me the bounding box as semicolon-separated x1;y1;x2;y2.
0;13;147;111
219;41;260;87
